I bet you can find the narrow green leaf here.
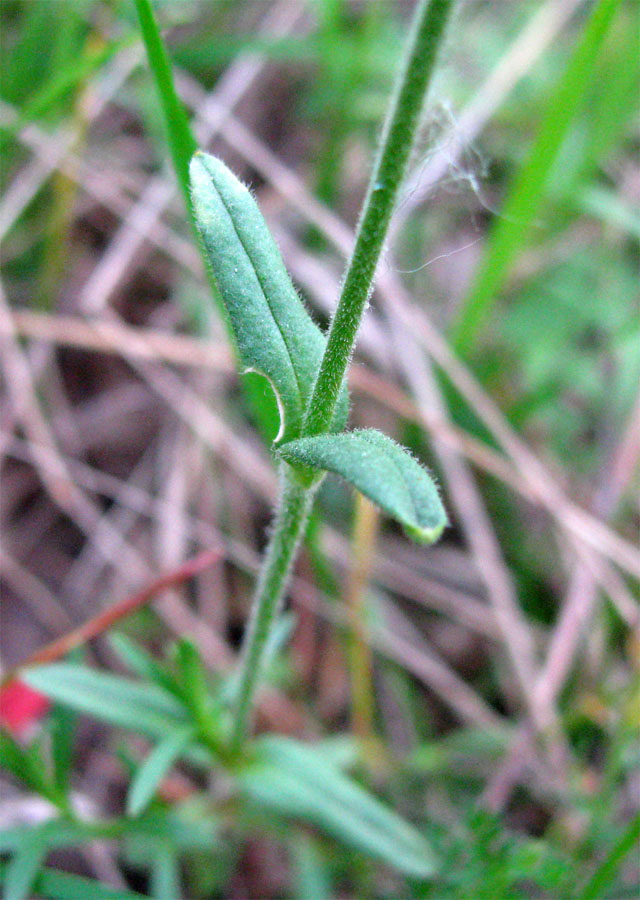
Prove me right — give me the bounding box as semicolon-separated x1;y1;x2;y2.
109;633;182;700
133;0;196;215
174;638;210;716
453;0;622;352
578;813;640;900
149;845;181;900
0;863;146;900
127;725;195;817
2;836;46;900
0;39;129;145
0;729;46;796
190;151;348;443
23;665;189;739
49;704;75;796
292;832;332;900
279;429;447;544
239;736;438;879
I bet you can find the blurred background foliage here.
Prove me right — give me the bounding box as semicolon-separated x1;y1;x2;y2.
1;0;639;897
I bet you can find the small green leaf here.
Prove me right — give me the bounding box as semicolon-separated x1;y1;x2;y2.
127;726;196;817
279;429;447;544
109;633;182;700
174;638;210;716
0;729;46;796
189;151;348;442
23;665;189;739
239;736;438;879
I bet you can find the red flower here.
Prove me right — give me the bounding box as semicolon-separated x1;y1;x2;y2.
0;679;50;737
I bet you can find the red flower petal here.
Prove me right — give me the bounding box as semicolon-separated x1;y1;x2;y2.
0;679;50;737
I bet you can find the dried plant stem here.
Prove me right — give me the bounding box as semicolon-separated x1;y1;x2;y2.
346;494;379;740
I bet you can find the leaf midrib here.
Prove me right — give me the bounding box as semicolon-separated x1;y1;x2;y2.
212;180;306;405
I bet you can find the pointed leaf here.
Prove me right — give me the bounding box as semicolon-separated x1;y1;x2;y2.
127;726;196;817
190;152;348;442
23;665;189;739
279;429;447;543
239;736;438;879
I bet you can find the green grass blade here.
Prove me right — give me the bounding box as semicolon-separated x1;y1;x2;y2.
453;0;622;353
133;0;196;215
0;39;130;145
578;813;640;900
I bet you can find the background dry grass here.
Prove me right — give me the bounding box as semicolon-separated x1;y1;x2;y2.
1;0;639;897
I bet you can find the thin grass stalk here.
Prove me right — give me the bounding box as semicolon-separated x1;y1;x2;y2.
133;0;196;215
346;494;378;741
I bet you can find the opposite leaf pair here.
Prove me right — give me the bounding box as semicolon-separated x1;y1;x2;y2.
190;152;447;544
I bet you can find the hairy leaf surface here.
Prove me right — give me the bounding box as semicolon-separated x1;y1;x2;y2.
279;429;447;543
190;152;348;442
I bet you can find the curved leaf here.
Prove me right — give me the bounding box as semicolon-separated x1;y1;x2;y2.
278;429;447;544
189;152;348;442
239;736;437;879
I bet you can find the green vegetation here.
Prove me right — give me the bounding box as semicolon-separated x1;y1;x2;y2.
1;0;638;897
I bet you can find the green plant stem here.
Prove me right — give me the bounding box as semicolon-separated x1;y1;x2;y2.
230;0;454;754
133;0;196;216
230;468;316;754
302;0;454;438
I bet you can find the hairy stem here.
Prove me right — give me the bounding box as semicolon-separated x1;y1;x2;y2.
303;0;454;438
231;0;455;753
230;468;316;754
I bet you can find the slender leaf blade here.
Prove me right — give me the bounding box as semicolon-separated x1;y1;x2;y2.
0;729;47;797
127;725;196;817
579;813;640;900
133;0;196;214
149;845;181;900
239;736;438;879
23;665;189;739
190;151;348;442
454;0;622;352
279;429;447;543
